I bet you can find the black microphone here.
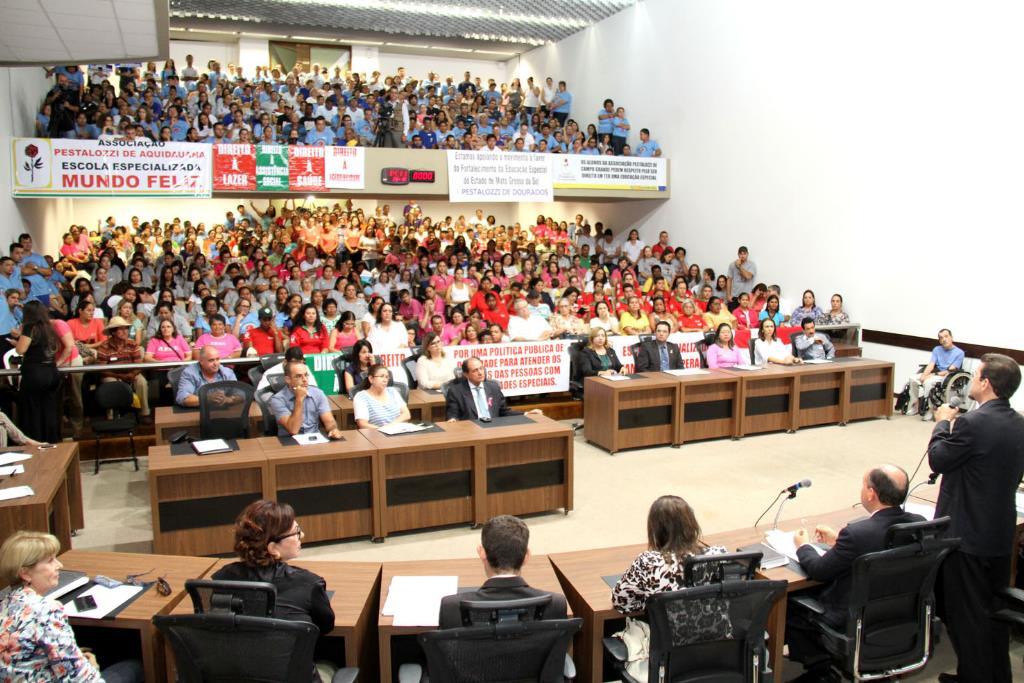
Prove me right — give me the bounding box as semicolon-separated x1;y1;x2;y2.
783;479;812;495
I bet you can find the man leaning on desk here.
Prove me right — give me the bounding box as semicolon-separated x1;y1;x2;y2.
784;464;923;682
445;356;541;421
175;344;237;407
634;321;683;372
438;515;567;627
793;319;835;361
270;360;344;439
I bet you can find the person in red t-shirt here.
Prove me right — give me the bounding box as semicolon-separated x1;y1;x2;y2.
733;293;759;329
677;299;706;332
243;307;286;356
289;304;329;354
479;292;510;331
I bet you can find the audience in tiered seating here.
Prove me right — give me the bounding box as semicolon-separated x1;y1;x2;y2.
39;62;663;156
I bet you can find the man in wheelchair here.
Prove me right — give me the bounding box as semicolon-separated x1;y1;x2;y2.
905;328;965;420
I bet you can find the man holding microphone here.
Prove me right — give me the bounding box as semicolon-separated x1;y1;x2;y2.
928;353;1024;683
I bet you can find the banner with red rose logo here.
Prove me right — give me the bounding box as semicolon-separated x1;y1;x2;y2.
11;137;211;197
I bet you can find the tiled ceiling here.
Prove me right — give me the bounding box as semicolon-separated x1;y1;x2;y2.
0;0;168;65
170;0;635;47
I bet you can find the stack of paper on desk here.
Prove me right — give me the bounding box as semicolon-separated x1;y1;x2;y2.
0;452;31;466
0;486;34;501
381;575;458;627
764;529;825;563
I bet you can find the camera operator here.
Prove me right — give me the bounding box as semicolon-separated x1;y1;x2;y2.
45;73;80;138
375;87;404;148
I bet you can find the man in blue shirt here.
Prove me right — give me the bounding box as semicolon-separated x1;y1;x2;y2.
596;98;615;138
270;361;343;438
15;236;51;306
907;328;965;420
175;345;238;407
305;117;336;146
420;119;438;149
549;81;572;126
636;128;662;157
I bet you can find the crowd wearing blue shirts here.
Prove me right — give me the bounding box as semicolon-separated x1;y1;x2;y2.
36;60;663;157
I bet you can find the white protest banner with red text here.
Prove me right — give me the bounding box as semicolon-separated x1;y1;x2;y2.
324;146;366;189
212;144;256;191
444;340;571;396
609;332;704;374
11;138;211;197
288;146;326;192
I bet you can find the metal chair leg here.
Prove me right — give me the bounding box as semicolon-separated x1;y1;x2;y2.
93;437;100;475
130;432;138;471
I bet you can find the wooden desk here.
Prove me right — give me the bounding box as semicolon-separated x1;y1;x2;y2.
377;556;566;683
842;358;894;422
329;389;447;429
57;549;217;683
148;439;270;555
259;432;381;543
0;443;83;550
361;415;573;540
549;508;866;683
167;558;382;681
583;373;679;453
674;370;742;444
724;365;800;436
153;403;264;445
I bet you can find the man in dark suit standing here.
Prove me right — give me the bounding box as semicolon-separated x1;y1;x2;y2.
438;515;567;628
928;353;1024;683
634;320;683;372
785;464;924;680
445;356;541;421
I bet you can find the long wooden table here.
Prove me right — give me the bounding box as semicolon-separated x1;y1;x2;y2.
330;389;447;429
0;443;83;550
57;549;217;683
165;558;382;682
584;358;893;453
150;417;573;552
377;556;567;683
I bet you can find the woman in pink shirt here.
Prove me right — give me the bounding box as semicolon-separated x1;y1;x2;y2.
705;323;745;369
192;314;242;359
145;319;192;362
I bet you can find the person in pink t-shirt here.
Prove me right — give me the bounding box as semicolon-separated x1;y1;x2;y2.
192;314;242;359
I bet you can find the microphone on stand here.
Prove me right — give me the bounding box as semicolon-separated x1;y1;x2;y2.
784;479;813;496
753;478;813;529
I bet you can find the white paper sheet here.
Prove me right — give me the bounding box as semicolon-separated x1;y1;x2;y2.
191;438;231;454
904;503;936;520
764;529;826;563
378;422;429;435
729;365;763;371
802;358;833;364
0;485;34;501
663;368;710;376
63;584;143;619
292;432;330;445
382;575;458;627
0;452;31;466
0;465;26;476
602;374;631;381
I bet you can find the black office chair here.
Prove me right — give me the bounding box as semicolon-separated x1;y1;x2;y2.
247;365;265;387
403;353;421;389
89;380;139;474
185;579;276;617
628;342;642;371
789;332;800;359
567;339;587;401
252;390;279;436
695;341;709;369
332;355;349;397
266;373;287;394
198;380;255;440
789;517;959;681
748;342;757;366
154;613;358;683
260;353;286;371
604;579;786;683
167;365;184;396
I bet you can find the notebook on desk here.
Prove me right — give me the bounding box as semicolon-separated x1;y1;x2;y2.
476;414;534;428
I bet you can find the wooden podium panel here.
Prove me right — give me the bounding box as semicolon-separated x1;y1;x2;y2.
677;372;742;444
845;359;895;421
583;374;678;453
794;365;847;428
730;367;798;436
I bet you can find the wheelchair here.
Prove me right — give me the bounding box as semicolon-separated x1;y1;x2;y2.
901;359;974;415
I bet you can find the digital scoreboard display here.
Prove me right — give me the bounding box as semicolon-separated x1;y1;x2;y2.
380;168;436;185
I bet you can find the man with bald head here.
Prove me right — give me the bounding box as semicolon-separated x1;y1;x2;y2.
784;464;923;679
175;344;238;407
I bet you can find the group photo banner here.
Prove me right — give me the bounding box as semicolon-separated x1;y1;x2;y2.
551;155;667;191
447;150;554;202
11;138;212;197
609;332;704;374
213;144;366;192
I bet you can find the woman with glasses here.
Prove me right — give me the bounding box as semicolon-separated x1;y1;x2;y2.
213;499;335;683
353;363;410;429
416;332;456;390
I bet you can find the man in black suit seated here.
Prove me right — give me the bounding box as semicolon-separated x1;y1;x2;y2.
784;464;924;682
928;353;1024;683
438;515;567;628
445;356;541;421
634;320;683;372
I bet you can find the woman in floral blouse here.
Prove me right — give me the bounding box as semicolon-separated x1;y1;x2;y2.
0;531;142;682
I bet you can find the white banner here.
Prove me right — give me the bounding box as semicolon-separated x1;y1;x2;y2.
444;340;571;396
11;137;212;197
609;332;704;374
551;154;667;191
447;150;553;202
324;146;366;189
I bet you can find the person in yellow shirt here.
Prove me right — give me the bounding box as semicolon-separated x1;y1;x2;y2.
702;296;737;331
619;296;652;335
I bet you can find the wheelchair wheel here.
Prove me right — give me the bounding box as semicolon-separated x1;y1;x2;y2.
942;370;975;411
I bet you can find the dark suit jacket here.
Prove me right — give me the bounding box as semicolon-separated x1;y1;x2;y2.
796;506;925;627
438;575;568;629
634;339;683;372
578;346;623;378
212;560;335;637
445;377;519;421
928;398;1024;557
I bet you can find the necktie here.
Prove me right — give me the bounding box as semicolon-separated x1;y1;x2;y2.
473;385;491;420
659;344;669;371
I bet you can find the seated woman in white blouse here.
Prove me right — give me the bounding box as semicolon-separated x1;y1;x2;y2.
415;332;456;390
353;364;411;430
753;318;803;367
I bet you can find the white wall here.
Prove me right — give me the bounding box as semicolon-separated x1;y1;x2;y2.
237;37;269;79
169;39;239;72
512;0;1024;349
376;52;507;84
